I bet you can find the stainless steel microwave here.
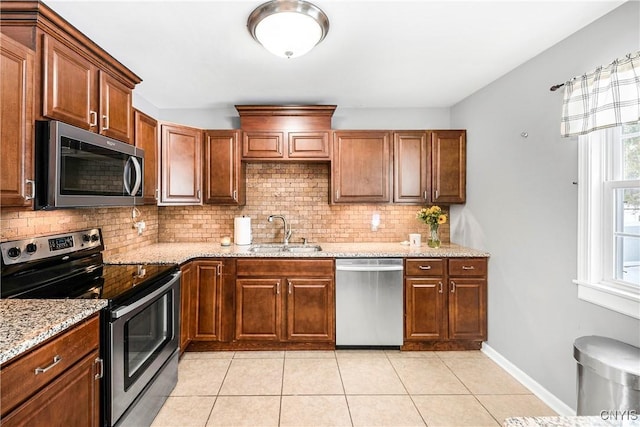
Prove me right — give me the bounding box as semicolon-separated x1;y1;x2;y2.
34;120;144;209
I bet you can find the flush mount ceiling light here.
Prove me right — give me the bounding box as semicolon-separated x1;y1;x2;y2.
248;0;329;59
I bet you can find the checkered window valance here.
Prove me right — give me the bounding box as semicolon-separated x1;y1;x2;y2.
561;51;640;137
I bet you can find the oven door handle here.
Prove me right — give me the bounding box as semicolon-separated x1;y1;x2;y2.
111;271;180;320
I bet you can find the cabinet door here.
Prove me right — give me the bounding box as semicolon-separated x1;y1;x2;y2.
242;131;284;159
286;278;334;342
405;278;446;340
180;262;194;353
193;261;223;341
42;34;96;131
448;278;486;340
134;110;158;204
159;123;202;205
235;279;281;341
431;130;466;204
1;351;101;427
1;34;34;208
288;131;330;159
99;71;133;144
204;130;245;205
332;131;391;203
393;131;428;204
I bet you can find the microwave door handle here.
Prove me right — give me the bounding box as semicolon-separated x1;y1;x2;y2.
123;157;132;195
130;157;142;196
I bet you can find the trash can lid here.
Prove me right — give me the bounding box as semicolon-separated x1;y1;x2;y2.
574;336;640;389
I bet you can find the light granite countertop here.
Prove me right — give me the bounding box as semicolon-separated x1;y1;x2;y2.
0;299;107;365
106;241;490;264
504;416;640;426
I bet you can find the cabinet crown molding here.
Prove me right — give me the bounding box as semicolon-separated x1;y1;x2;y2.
235;105;336;131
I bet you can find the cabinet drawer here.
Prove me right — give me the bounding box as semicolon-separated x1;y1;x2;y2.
0;314;100;416
405;259;445;277
449;258;487;277
237;259;334;277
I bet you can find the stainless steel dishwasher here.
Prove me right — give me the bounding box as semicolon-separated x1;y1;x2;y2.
335;258;404;347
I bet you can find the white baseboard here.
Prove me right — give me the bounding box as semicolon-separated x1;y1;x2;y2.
481;343;576;416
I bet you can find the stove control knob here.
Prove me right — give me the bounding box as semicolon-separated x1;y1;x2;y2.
83;234;91;243
7;247;21;258
90;234;99;242
25;243;37;254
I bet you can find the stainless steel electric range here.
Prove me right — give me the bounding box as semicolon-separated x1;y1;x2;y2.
1;228;180;427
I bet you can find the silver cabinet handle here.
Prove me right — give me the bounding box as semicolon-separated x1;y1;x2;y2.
451;281;456;293
438;282;443;294
288;280;292;295
95;357;104;380
418;265;432;270
233;190;237;200
435;189;440;199
35;355;61;375
89;111;98;127
461;266;475;270
102;115;109;131
217;263;222;276
276;282;280;295
155;189;159;201
197;189;202;199
336;189;340;200
24;179;35;201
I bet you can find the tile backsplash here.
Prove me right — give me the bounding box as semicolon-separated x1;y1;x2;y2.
159;162;449;244
1;162;449;255
0;205;159;259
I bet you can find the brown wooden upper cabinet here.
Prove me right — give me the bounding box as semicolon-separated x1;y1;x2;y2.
133;110;159;204
393;129;466;205
0;33;35;209
42;35;134;143
204;130;245;205
332;131;392;203
0;2;141;145
430;130;466;204
393;131;429;204
237;105;334;161
159;123;203;205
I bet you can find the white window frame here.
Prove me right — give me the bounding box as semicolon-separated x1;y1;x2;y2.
575;126;640;319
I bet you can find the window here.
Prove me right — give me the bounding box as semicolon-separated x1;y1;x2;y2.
576;122;640;319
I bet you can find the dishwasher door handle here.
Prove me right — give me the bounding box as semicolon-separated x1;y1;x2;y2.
335;265;404;272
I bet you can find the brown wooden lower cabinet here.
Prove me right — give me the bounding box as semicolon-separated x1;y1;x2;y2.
235;259;335;346
181;259;236;352
180;262;195;354
404;257;487;350
0;314;101;427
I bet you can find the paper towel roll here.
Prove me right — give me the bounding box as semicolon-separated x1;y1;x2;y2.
234;216;252;245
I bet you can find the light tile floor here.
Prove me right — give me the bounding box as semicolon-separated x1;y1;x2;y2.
151;350;557;427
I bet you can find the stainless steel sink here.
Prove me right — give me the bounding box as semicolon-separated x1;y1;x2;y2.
286;245;323;253
248;244;322;253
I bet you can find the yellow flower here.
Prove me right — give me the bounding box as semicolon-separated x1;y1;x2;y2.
438;214;447;224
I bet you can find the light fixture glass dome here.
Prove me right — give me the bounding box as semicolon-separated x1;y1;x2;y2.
248;0;329;59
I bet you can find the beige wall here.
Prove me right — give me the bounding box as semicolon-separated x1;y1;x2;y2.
1;162;449;253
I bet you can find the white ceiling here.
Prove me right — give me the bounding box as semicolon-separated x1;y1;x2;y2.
45;0;626;110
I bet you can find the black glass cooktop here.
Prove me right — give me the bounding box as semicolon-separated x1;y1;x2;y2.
101;263;178;301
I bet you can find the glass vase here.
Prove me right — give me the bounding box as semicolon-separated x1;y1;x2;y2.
428;225;441;248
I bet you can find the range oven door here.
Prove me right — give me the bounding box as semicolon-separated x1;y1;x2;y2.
106;271;180;426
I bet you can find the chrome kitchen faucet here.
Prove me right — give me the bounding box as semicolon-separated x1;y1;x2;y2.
268;215;292;245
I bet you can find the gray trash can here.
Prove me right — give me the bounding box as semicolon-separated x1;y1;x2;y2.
574;336;640;415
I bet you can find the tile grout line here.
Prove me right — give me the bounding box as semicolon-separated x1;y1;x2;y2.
385;351;429;427
334;351;355;427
